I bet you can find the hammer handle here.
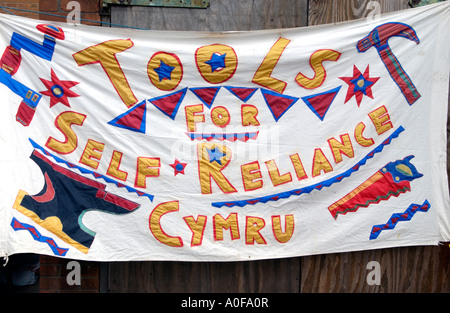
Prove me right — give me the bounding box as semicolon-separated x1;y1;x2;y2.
378;46;421;105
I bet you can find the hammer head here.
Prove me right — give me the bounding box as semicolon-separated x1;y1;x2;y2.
357;22;420;52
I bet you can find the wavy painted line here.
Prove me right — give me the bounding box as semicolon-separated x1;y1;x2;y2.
370;200;430;240
186;131;259;142
28;138;154;202
211;126;405;208
11;217;69;256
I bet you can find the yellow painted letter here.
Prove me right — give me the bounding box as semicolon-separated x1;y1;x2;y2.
246;216;266;245
252;37;290;93
107;150;128;181
79;139;105;169
241;161;263;191
241;105;260;126
328;134;354;164
185;104;205;132
184;215;207;247
295;49;341;89
265;159;292;186
149;201;183;247
197;143;236;194
213;213;240;241
73;39;137;108
272;215;294;243
135;157;160;188
354;122;375;147
45;111;86;155
369;105;393;135
312;148;333;177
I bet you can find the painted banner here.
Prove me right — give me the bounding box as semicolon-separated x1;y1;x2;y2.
0;3;449;262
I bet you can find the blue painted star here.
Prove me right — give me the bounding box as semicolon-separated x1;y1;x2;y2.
350;74;375;95
339;65;379;107
154;60;175;82
205;53;226;73
207;146;226;165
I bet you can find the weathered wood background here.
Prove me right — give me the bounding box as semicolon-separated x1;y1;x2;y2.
107;0;450;293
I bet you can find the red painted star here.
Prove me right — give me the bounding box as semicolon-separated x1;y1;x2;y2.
339;65;379;107
40;69;79;108
170;159;187;176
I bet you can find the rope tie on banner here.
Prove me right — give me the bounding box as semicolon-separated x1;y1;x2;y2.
0;6;149;30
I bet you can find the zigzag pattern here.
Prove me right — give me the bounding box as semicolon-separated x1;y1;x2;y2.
211;126;404;208
333;185;411;218
370;200;430;240
186;131;259;142
11;217;69;256
28;138;154;202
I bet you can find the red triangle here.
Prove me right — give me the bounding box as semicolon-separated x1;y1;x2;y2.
108;100;147;133
190;87;220;108
301;86;341;121
56;247;67;255
13;219;23;229
261;89;298;121
116;101;146;129
308;93;335;117
149;88;187;120
225;87;258;102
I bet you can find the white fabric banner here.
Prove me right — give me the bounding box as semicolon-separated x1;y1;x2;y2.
0;2;449;261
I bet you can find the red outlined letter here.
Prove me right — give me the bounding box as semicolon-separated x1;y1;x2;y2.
252;37;290;93
184;215;207;247
135;157;160;188
246;216;267;245
73;39;137;108
149;201;183;247
45;111;86;155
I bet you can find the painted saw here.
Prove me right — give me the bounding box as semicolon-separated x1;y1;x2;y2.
328;156;423;219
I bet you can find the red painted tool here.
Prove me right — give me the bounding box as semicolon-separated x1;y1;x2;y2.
357;22;421;105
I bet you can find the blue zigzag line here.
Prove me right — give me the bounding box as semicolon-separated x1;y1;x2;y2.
11;217;69;256
28;138;154;202
211;126;405;208
370;200;430;240
186;131;259;141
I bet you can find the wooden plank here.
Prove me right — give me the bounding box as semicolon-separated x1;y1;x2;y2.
108;258;300;292
308;0;410;25
308;0;335;26
301;245;450;292
110;0;309;31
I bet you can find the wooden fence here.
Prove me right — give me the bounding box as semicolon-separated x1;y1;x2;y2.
106;0;450;293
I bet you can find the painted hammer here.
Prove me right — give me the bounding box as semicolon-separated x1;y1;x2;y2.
357;22;421;105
